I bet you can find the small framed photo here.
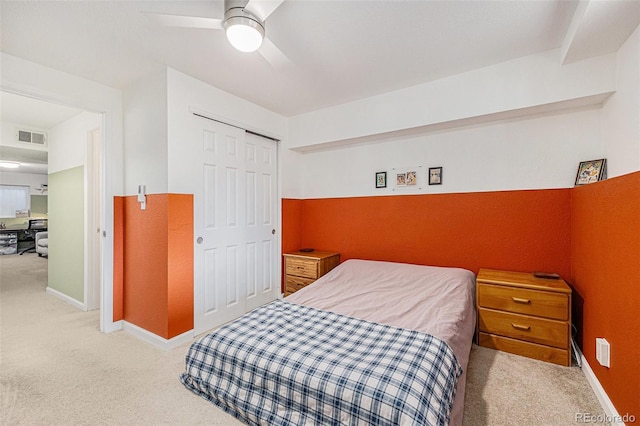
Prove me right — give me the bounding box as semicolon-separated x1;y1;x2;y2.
406;171;417;185
429;167;443;185
575;159;607;186
375;171;387;188
391;166;424;191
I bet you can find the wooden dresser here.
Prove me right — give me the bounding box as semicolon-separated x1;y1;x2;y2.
283;250;340;296
476;269;572;366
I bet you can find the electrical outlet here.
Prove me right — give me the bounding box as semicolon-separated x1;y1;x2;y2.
595;338;610;368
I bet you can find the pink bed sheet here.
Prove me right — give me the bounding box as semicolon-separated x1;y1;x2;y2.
285;259;476;426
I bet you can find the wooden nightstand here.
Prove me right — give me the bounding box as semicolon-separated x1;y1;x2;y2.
476;269;572;366
283;251;340;296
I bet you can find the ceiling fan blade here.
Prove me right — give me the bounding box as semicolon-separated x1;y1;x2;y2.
244;0;285;22
258;37;293;70
142;12;223;30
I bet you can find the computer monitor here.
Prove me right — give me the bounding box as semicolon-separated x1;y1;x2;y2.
28;219;47;230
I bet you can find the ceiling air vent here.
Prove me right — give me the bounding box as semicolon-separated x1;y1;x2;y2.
17;129;47;146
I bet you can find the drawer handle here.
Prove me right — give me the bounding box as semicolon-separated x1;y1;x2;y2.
511;323;531;331
512;297;531;304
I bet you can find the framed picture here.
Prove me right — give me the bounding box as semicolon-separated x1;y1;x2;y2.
375;171;387;188
575;159;607;186
406;171;417;185
391;166;424;191
429;167;443;185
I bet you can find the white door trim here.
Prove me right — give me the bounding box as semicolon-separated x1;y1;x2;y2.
85;127;102;311
0;84;118;333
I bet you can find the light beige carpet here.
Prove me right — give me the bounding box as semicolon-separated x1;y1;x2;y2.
1;253;605;425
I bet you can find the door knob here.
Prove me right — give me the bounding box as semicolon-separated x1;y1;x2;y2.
196;237;203;244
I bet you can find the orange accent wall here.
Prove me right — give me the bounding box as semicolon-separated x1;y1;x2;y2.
282;198;303;292
282;198;303;253
119;193;193;339
571;171;640;419
167;194;194;339
292;189;572;278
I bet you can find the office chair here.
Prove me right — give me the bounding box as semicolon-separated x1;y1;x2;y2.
18;219;48;255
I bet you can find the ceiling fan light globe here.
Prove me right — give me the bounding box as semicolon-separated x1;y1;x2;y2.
225;17;264;53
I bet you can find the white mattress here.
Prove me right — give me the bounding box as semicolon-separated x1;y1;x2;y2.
285;259;477;426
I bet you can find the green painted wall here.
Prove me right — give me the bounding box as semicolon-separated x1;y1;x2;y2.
48;167;84;303
30;194;48;216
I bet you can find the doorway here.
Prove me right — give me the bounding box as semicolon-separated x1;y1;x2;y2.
0;90;104;316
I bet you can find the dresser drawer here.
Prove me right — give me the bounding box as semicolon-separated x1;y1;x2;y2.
285;258;318;278
478;283;569;320
285;275;315;294
478;308;569;349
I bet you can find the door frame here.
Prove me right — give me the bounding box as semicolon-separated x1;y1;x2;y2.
0;81;119;333
85;127;102;311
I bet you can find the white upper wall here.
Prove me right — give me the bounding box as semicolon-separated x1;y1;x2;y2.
299;108;603;199
49;111;101;174
122;69;169;195
602;25;640;177
0;120;50;152
166;68;288;195
287;49;616;151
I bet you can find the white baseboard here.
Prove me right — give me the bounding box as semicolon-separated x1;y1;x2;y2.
581;355;626;426
122;321;194;350
46;287;85;311
103;319;123;333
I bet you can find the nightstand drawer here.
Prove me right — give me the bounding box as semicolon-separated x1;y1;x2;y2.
285;258;318;278
478;308;569;349
478;283;569;320
478;333;570;366
283;251;340;296
285;275;315;294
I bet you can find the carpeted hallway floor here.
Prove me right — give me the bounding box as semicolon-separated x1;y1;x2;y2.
1;253;605;425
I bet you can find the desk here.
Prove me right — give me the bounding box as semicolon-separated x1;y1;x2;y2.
0;230;19;255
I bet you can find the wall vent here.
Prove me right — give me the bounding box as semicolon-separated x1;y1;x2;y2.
17;129;47;146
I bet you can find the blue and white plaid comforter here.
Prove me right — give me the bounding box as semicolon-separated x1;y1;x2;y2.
181;301;462;425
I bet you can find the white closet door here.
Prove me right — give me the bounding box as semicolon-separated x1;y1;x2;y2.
193;118;278;335
244;132;278;311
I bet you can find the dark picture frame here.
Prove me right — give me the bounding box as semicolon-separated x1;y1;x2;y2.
428;167;443;185
574;159;607;186
375;171;387;188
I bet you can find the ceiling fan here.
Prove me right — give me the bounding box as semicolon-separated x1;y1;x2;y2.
32;184;48;194
143;0;291;68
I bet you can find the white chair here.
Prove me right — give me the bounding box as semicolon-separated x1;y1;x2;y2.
35;231;48;257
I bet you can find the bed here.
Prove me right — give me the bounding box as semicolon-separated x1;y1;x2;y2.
181;259;476;425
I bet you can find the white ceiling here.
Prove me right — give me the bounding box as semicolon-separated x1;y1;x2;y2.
0;92;82;175
3;1;638;176
0;0;587;118
1;92;84;130
1;1;639;118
